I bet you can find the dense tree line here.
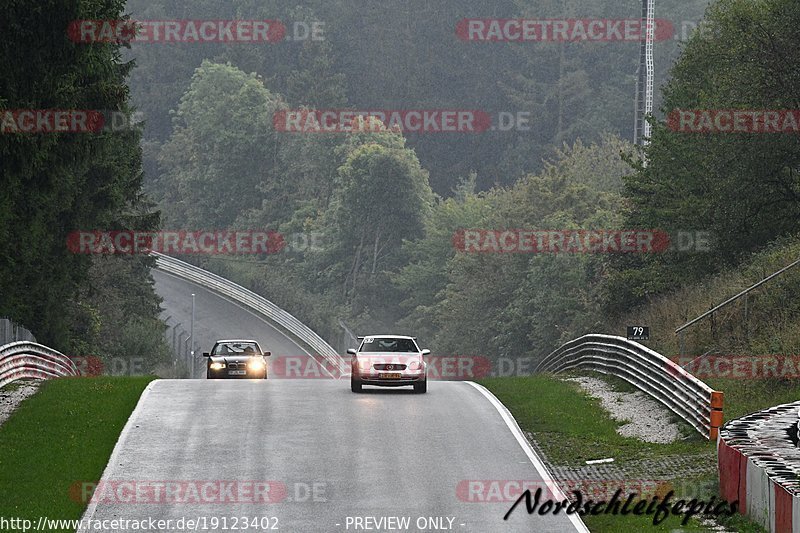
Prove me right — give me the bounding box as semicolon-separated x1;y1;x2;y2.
127;0;709;193
4;0;797;370
608;0;800;314
149;57;632;358
148;0;800;363
0;0;170;367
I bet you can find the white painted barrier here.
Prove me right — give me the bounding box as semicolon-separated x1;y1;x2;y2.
0;341;80;387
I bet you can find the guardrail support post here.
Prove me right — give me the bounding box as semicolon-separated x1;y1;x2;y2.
190;293;195;378
744;293;749;341
177;332;186;361
710;310;716;340
710;391;724;440
173;324;182;355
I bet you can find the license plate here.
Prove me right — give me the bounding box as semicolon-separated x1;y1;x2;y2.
229;370;246;375
381;373;402;379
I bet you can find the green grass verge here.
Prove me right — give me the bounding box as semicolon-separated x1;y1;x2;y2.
707;377;800;422
0;376;154;529
477;375;712;466
477;374;761;532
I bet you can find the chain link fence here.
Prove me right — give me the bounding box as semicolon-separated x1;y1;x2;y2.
162;315;194;378
0;318;36;345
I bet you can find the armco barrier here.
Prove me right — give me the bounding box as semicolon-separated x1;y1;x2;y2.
718;401;800;532
536;334;723;439
152;253;346;376
0;341;81;387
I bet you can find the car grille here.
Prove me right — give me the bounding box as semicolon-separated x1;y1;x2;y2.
373;364;407;371
227;362;246;370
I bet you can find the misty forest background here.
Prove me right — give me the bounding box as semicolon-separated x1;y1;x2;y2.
1;0;799;371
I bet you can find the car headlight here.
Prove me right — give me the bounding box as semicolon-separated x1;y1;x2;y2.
210;362;225;370
248;359;265;370
408;360;424;371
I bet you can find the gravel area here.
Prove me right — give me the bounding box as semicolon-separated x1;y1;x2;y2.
0;380;41;427
566;375;682;444
518;375;731;531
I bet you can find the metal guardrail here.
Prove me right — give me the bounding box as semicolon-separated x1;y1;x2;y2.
0;341;81;388
536;334;724;439
152;253;346;376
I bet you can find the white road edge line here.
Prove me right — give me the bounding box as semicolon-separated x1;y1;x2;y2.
76;379;158;533
465;381;590;533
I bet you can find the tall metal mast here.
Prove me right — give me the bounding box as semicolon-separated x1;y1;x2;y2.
634;0;655;148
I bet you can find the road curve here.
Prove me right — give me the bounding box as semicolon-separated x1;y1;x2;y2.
153;269;316;376
147;266;585;531
79;379;585;532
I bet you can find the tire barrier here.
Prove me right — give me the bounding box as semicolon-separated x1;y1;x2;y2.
718;401;800;532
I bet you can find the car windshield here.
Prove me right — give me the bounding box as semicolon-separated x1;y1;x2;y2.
359;337;418;353
212;342;260;356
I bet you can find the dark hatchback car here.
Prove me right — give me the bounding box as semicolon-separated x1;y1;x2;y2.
203;339;270;379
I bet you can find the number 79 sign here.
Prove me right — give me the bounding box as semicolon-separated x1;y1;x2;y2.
626;326;649;341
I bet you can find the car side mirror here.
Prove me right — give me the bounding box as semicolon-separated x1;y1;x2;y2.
346;348;357;355
202;352;210;357
263;351;271;357
421;349;431;356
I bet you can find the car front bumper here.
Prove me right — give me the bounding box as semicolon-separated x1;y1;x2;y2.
208;368;267;379
355;371;426;386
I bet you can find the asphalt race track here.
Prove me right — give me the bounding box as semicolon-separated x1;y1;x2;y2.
152;269;317;377
79;380;584;532
81;268;586;532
